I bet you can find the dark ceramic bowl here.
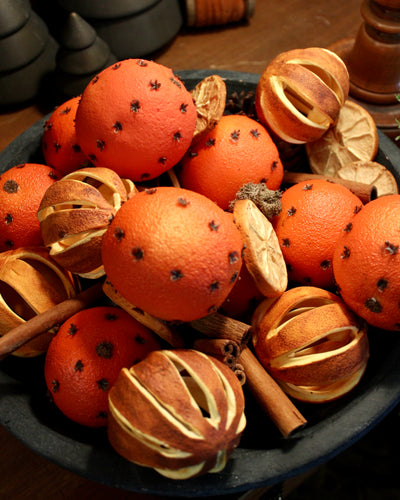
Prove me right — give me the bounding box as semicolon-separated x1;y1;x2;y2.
1;70;400;497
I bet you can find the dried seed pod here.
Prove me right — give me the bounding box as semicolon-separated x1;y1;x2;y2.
108;349;246;479
0;246;78;357
252;286;369;403
37;167;136;278
255;47;349;144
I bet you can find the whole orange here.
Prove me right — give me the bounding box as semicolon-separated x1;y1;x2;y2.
273;179;363;289
44;306;162;427
0;163;60;252
179;114;283;210
101;186;244;322
333;194;400;331
75;59;197;182
42;96;89;176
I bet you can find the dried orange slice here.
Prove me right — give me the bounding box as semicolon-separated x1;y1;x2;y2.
191;74;227;140
233;199;287;297
336;160;399;198
306;100;379;177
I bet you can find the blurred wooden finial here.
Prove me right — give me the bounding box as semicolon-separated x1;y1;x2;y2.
330;0;400;141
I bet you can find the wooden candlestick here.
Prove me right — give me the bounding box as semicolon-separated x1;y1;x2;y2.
329;0;400;141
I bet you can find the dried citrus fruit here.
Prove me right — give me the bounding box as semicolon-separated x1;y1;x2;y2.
0;246;77;357
190;74;227;140
0;163;60;252
108;349;246;479
233;199;287;297
253;286;369;403
37;167;130;278
333;194;400;331
75;59;197;182
273;178;363;289
41;96;89;176
306;100;379;177
336;160;398;198
101;186;243;322
179;114;284;210
44;306;162;427
255;47;349;143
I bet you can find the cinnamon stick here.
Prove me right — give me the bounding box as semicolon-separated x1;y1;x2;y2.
0;282;104;360
239;347;307;438
191;312;307;437
283;171;377;203
233;363;246;386
190;313;251;346
193;337;241;367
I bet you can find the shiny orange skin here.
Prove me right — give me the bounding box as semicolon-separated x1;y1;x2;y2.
273;179;363;289
75;59;197;182
179;114;284;211
44;306;162;427
41;96;89;175
333;194;400;331
0;163;60;252
101;186;244;322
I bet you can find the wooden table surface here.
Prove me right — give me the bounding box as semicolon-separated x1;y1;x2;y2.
0;1;388;499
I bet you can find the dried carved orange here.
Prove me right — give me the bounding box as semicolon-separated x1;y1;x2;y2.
0;246;77;357
108;349;246;479
252;286;369;403
37;167;134;278
255;47;349;143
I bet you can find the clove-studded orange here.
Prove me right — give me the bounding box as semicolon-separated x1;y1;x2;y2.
0;163;60;252
179;114;284;210
75;59;197;182
41;96;89;176
44;306;162;427
101;186;244;322
333;194;400;331
273;179;363;289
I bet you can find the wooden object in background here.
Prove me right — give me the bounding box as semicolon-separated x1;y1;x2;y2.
330;0;400;141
